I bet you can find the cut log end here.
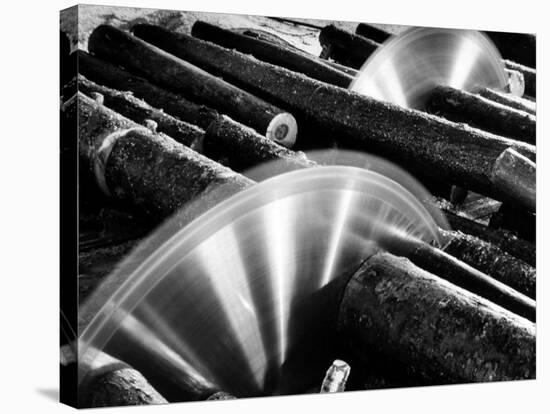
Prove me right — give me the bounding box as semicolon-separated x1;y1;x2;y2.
491;148;536;212
505;69;525;97
266;112;298;147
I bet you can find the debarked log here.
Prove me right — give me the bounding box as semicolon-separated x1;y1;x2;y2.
504;60;536;98
338;252;535;383
426;85;536;145
191;21;353;88
78;75;204;150
71;92;254;223
128;25;537;207
478;88;536;115
319;24;380;69
88;25;298;147
440;228;535;299
78;51;220;130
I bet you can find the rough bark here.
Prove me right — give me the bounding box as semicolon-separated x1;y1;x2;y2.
440;228;535;299
355;23;392;43
78;75;204;150
396;237;535;321
203;115;316;172
79;352;166;408
339;252;535;383
426;85;535;145
318;24;380;69
491;148;536;212
479;88;536;115
130;26;536;206
191;21;353;88
443;209;535;267
484;31;536;69
78;50;220;130
83;367;167;407
504;59;536;98
88;25;297;146
72;92;254;224
237;28;359;77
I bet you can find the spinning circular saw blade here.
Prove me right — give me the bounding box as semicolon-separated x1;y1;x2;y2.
350;27;508;109
78;162;448;400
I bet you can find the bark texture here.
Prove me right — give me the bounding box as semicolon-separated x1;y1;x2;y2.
339;252;535;383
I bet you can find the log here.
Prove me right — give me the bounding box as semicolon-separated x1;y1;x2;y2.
78;51;220;131
443;209;535;267
426;85;536;145
504;68;525;97
71;92;254;223
504;59;536;98
394;236;535;321
191;21;353;88
478;88;536;115
440;228;535;299
318;24;380;69
88;25;298;147
320;360;351;393
484;31;536;69
338;252;535;383
79;352;167;408
237;28;359;77
78;75;205;150
130;25;536;206
491;148;536;212
203;115;315;172
355;23;392;43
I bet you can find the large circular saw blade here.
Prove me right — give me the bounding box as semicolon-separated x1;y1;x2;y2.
350;27;508;109
78;164;447;400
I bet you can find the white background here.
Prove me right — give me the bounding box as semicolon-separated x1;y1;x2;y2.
0;0;547;412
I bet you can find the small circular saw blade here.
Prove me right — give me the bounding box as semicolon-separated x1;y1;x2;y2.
350;27;508;109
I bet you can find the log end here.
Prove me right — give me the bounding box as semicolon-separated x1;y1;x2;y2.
505;69;525;97
266;112;298;147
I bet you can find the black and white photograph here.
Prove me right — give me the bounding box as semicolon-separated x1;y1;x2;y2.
57;2;538;410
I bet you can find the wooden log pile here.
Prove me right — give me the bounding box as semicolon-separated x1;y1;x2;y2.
64;18;536;407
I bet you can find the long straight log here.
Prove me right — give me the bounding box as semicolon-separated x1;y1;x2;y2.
491;148;536;212
237;28;359;77
504;59;536;98
479;88;536;115
203;115;315;172
88;25;298;147
355;23;392;43
426;85;536;145
339;252;535;383
394;236;535;321
484;31;536;69
191;21;353;88
440;228;535;299
443;209;535;267
78;75;204;150
130;25;536;207
78;51;220;131
319;24;380;69
71;92;254;223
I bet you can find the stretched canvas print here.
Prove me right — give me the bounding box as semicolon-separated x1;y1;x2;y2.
60;3;536;409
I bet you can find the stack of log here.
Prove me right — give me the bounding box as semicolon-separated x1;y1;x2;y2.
61;17;536;407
